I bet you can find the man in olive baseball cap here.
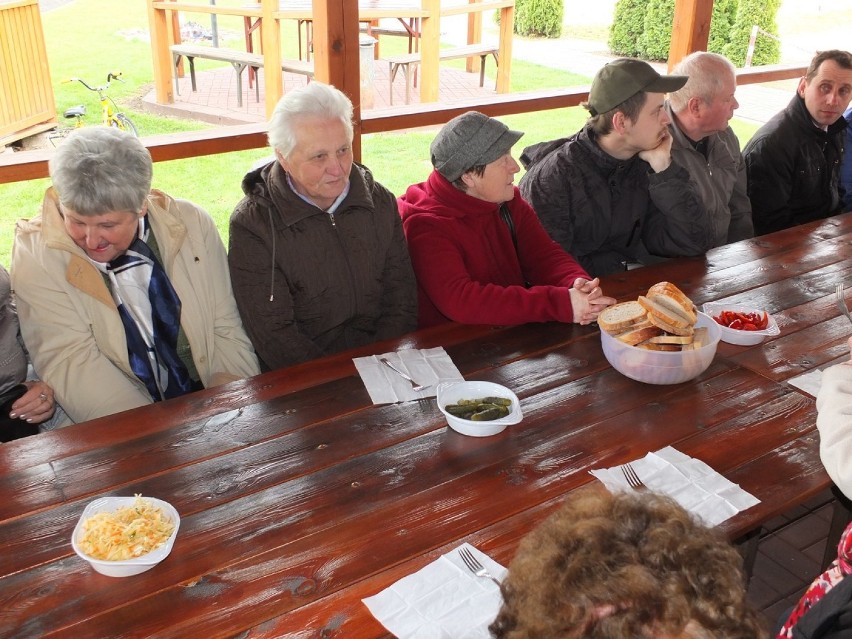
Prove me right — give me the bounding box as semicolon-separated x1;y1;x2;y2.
519;58;714;277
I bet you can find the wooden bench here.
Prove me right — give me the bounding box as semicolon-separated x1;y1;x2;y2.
360;18;420;58
385;44;498;105
170;44;314;107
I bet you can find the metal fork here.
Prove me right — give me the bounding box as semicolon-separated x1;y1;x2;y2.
622;463;646;491
837;283;852;326
380;357;430;392
458;547;501;586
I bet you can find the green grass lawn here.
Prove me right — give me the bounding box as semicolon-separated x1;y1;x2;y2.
0;0;761;267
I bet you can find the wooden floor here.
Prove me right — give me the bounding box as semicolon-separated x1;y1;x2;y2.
748;487;836;629
143;60;498;125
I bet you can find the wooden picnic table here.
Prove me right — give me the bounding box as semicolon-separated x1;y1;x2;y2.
2;213;851;637
244;0;425;62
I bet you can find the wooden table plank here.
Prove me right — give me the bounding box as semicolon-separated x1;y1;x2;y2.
1;368;814;637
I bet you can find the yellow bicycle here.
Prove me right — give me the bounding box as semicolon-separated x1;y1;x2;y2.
49;72;138;146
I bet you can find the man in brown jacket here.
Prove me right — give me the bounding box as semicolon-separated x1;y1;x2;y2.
228;82;417;370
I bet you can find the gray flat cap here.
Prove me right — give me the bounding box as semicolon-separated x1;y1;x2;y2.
430;111;523;182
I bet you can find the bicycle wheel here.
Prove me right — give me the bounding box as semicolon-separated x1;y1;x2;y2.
111;113;139;137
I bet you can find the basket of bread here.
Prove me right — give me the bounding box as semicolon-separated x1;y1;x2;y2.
597;282;721;385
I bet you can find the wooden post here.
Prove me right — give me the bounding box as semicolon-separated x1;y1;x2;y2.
744;25;759;67
495;2;513;94
419;0;441;103
260;0;283;116
147;0;174;104
668;0;712;71
169;0;184;78
466;0;482;74
312;0;363;159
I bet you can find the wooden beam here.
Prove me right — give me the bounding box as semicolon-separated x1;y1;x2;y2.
419;0;441;103
466;0;482;74
147;0;174;105
668;0;713;70
311;0;363;158
495;3;513;93
0;64;809;186
261;0;283;116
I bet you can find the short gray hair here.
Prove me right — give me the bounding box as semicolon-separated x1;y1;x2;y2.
267;82;354;159
668;52;736;113
49;126;152;216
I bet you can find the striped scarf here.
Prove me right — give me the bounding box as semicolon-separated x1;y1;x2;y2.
94;216;194;402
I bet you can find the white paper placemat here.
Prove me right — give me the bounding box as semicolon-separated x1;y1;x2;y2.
354;347;464;404
786;368;823;398
590;446;760;526
363;543;506;639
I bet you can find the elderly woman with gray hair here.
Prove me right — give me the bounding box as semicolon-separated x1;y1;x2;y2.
11;126;259;425
228;81;417;370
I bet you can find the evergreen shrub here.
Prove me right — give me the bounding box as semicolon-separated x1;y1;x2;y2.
514;0;563;38
724;0;781;66
638;0;675;61
609;0;648;57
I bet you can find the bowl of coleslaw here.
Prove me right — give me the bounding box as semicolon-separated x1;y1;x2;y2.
71;495;180;577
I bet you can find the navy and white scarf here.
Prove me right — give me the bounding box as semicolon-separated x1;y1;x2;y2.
92;216;194;401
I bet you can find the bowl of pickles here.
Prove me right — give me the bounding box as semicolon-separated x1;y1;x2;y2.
437;380;523;437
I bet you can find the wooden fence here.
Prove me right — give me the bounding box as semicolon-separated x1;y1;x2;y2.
0;0;56;146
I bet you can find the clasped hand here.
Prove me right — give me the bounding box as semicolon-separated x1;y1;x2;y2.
637;130;674;173
570;277;616;325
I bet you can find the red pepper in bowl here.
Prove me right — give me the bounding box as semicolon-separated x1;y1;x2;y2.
713;310;768;331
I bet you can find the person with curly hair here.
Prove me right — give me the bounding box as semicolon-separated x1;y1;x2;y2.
490;489;766;639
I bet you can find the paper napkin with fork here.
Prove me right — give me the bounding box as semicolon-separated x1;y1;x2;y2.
354;347;464;404
589;446;760;527
362;543;506;639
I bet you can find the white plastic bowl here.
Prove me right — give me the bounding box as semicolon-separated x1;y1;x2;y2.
600;311;721;385
701;302;780;346
71;496;180;577
437;381;523;437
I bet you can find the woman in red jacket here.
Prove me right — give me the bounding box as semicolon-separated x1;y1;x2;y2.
398;111;615;328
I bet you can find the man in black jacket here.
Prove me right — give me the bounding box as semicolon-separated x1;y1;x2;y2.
519;58;714;277
743;49;852;236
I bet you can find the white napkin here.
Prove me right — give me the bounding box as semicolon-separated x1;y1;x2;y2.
589;446;760;527
354;347;464;404
362;543;506;639
786;368;823;398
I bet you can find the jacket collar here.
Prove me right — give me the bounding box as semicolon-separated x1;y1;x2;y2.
39;189;185;308
424;170;505;217
666;102;696;149
666;103;715;152
578;124;641;172
254;160;375;227
788;94;850;137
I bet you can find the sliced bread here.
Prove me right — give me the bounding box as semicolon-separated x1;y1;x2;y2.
647;333;695;345
646;311;695;336
647;281;695;308
598;300;647;334
616;324;664;346
649;292;697;324
682;328;710;350
637;295;693;329
647;282;697;323
638;342;682;352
